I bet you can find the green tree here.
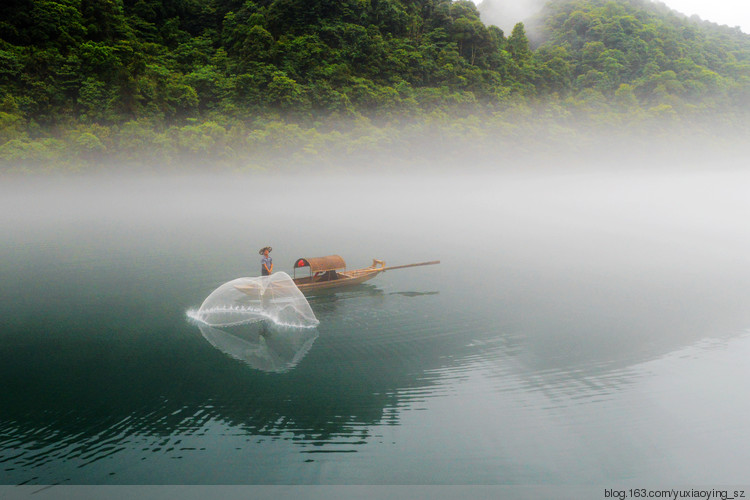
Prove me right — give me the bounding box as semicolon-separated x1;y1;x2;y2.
507;23;530;62
266;71;306;110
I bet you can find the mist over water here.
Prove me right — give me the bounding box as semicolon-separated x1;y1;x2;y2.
2;159;750;486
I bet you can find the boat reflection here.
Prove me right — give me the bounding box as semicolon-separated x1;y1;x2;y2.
196;321;318;373
388;291;439;298
305;283;386;318
305;282;385;299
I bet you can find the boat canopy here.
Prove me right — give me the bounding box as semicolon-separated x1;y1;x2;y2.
294;255;346;273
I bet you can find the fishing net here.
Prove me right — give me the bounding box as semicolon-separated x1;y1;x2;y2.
189;272;319;328
196;322;318;373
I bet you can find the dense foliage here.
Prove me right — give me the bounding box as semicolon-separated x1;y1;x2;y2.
1;0;749;171
533;0;750;112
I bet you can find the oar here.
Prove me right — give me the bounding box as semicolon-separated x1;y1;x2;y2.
381;260;440;272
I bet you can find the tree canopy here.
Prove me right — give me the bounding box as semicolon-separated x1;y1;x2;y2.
1;0;749;171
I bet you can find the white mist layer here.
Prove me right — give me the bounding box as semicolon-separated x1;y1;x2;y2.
188;272;319;328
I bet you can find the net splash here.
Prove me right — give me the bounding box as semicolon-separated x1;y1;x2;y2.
188;272;319;328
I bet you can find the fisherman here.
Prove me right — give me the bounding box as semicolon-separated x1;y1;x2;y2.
260;246;273;276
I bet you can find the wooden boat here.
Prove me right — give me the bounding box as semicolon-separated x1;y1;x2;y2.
291;255;439;293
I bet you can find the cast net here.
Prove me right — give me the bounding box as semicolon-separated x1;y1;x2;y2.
196;322;318;373
188;272;318;328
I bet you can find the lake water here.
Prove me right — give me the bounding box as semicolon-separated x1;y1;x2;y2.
2;168;750;491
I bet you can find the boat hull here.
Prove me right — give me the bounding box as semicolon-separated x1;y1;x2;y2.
293;269;383;293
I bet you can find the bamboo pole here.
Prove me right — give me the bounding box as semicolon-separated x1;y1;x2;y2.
381;260;440;272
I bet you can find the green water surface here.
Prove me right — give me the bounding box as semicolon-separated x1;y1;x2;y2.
2;171;750;485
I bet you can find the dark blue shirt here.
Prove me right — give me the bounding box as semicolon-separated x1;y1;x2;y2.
261;256;272;275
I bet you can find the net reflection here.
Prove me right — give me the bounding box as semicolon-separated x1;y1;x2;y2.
196;321;318;373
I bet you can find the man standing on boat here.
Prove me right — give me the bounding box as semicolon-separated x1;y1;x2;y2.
260;246;273;276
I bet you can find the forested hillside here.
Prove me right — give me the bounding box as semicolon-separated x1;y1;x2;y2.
1;0;749;172
532;0;750;113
